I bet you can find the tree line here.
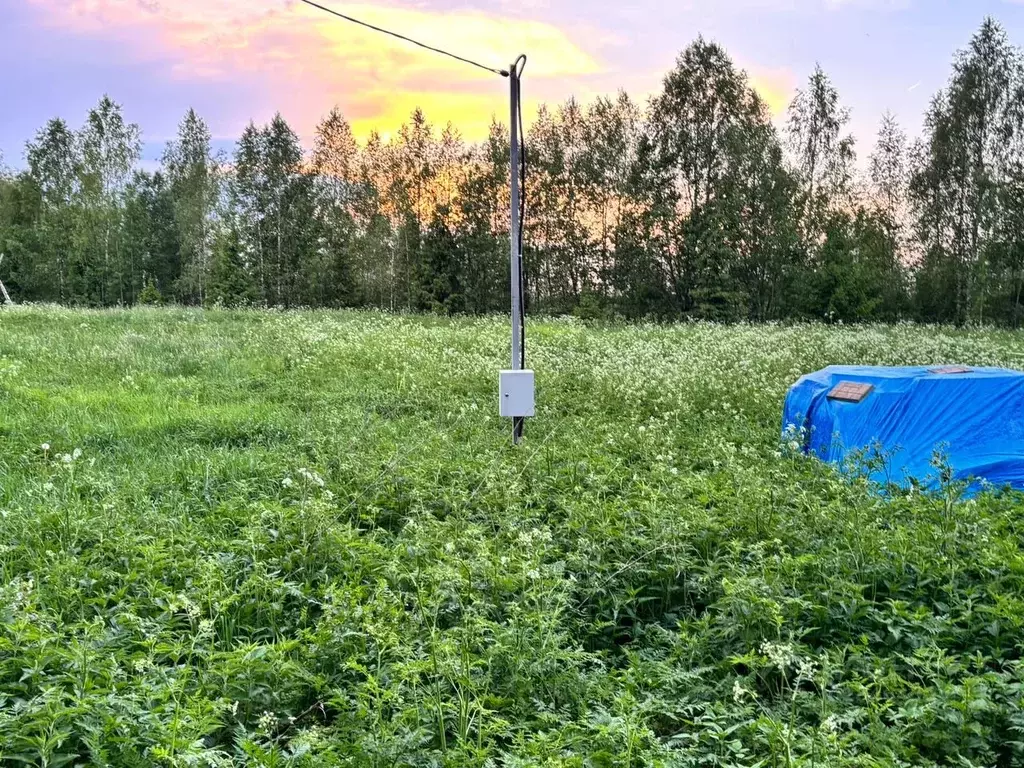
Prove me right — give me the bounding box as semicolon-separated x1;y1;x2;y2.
2;18;1023;325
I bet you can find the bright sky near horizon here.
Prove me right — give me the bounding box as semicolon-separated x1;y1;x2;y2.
2;0;1023;167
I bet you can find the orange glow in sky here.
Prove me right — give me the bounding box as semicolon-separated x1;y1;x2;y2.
25;0;610;141
9;0;999;165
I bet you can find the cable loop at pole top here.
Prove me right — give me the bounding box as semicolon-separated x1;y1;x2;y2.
511;54;527;79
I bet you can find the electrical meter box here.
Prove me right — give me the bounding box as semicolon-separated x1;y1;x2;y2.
499;370;535;418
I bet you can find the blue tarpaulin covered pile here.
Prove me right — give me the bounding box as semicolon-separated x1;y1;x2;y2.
782;365;1024;492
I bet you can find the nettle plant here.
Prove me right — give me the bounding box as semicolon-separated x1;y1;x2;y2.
0;307;1023;766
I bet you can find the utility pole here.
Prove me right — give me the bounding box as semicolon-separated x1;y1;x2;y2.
509;57;525;440
294;1;533;443
499;57;534;445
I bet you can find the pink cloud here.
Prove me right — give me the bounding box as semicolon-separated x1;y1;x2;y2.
25;0;602;141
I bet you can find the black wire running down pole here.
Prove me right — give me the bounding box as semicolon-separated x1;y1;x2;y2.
294;0;529;444
509;55;527;444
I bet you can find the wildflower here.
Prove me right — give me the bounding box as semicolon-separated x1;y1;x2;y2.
61;453;73;464
797;659;815;682
72;448;82;460
298;467;325;488
282;477;294;488
733;680;756;703
760;641;795;670
41;443;50;452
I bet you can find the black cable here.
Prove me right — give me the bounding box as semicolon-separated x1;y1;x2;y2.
514;56;527;371
298;0;510;78
511;56;527;443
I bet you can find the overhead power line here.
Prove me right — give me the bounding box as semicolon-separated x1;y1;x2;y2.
297;0;510;78
296;0;531;446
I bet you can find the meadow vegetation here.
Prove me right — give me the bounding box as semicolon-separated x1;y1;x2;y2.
2;307;1024;766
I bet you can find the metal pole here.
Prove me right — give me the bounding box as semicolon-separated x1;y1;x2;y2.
509;64;524;443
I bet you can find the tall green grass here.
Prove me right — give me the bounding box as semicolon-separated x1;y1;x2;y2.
1;306;1024;766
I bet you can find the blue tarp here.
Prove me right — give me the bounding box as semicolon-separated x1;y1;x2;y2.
782;365;1024;492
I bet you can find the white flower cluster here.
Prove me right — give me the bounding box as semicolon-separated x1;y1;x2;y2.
0;356;24;381
169;593;201;620
257;710;278;733
760;640;796;670
298;467;325;488
777;422;811;459
516;527;553;546
732;679;756;703
56;448;83;465
1;577;34;615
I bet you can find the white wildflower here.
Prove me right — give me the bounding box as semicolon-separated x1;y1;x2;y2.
760;641;795;670
298;467;325;488
733;679;756;703
257;711;278;733
797;659;815;682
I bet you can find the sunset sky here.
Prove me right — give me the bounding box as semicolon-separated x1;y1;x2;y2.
3;0;1023;166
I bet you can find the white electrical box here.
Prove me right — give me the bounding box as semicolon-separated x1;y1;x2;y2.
499;370;535;418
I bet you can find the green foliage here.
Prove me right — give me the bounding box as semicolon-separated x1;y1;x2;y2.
5;20;1024;325
909;17;1024;326
123;170;180;302
415;208;464;314
206;225;258;308
2;307;1024;765
164;108;220;304
138;278;163;305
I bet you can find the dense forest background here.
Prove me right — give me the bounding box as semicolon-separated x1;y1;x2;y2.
2;18;1023;325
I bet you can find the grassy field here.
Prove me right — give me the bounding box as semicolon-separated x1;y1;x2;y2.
2;307;1024;766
